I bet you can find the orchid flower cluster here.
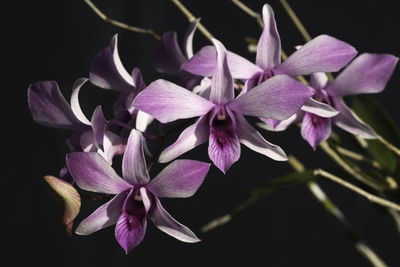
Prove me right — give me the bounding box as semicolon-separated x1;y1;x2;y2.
28;3;399;255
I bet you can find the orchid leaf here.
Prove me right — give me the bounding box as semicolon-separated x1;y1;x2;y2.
351;95;400;173
201;170;316;232
43;175;81;236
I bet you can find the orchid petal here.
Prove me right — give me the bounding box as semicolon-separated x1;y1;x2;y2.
301;113;332;149
91;105;107;151
79;130;125;164
332;97;378;138
149;198;200;243
90;34;134;92
256;4;281;69
259;118;281;129
181;45;262;80
192;77;212;99
257;112;302;132
301;98;339;118
70;78;91;125
66;152;131;194
133;79;215;123
228;74;312;120
274;35;357;76
310;72;328;89
79;130;96;152
210;38;234;104
236;114;287;160
102;131;126;164
327;53;398;97
75;191;128;235
122;130;150;185
183;18;200;59
132;67;146;91
208;127;240;173
135;110;154;132
27;81;84;130
158;116;209;163
154;31;187;75
115;210;147;254
43;175;81;236
149;160;210;198
140;187;152;214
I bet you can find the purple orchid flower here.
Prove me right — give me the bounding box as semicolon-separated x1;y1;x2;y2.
154;19;205;90
264;53;398;149
181;4;357;127
66;129;210;253
28;78;125;163
90;34;153;132
133;38;313;173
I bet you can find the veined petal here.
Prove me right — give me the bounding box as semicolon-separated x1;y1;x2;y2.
66;152;131;194
44;175;81;236
236;114;287;161
91;105;107;151
183;18;200;59
210;38;234;104
181;45;262;80
122;130;150;185
75;191;128;235
274;35;357;76
27;81;84;130
228;74;312;120
256;4;281;69
332;97;378;139
301;98;339;118
301;113;332;149
115;210;147;254
70;78;91;125
154;31;187;75
133;79;215;123
327;53;398;97
208;107;241;173
90;34;134;92
148;160;210;198
149;198;200;243
158;116;209;163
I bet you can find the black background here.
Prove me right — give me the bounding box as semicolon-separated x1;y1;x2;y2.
5;0;400;266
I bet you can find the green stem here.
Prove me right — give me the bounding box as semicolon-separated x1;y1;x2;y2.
319;141;388;191
83;0;161;41
288;156;388;267
170;0;214;41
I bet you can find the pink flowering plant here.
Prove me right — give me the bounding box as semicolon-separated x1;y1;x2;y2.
28;0;400;265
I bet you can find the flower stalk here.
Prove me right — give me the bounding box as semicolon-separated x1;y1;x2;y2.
84;0;161;41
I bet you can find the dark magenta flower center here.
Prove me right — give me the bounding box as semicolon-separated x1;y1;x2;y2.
210;106;236;149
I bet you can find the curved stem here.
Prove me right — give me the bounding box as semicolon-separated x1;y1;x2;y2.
84;0;161;41
334;145;383;170
170;0;214;41
278;0;311;41
378;135;400;156
231;0;264;28
319;141;388;191
289;155;387;267
314;168;400;211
